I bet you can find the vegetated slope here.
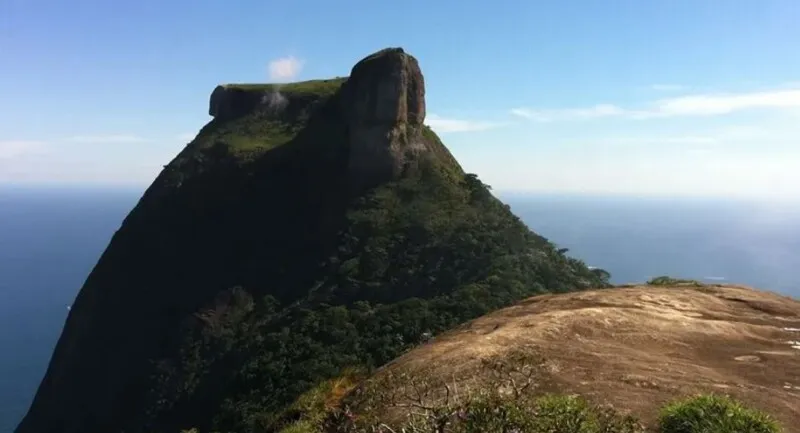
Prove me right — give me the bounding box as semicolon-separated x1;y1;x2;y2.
16;48;609;433
343;283;800;430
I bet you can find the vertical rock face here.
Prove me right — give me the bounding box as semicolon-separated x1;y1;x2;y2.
208;85;266;119
340;47;429;184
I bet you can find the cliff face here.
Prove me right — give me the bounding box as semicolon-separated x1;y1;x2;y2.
16;48;607;433
340;48;428;184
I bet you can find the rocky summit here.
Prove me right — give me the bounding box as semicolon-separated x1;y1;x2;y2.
339;48;428;184
16;48;608;433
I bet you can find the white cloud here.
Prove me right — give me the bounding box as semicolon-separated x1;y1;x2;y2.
512;87;800;122
0;140;48;159
268;56;304;81
562;124;799;152
426;114;506;133
67;135;148;144
510;104;624;122
597;136;719;145
645;88;800;117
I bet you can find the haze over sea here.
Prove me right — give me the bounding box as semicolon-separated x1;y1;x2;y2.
1;186;799;432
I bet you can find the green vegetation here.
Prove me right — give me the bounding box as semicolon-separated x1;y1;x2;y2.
194;117;297;158
222;77;347;96
160;79;347;191
451;394;643;433
658;394;781;433
167;76;347;174
264;377;780;433
252;350;781;433
144;159;610;431
182;390;783;433
646;276;704;286
330;349;645;433
180;350;645;433
128;70;610;432
330;392;778;433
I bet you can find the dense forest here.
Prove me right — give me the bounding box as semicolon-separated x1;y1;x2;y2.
144;161;611;432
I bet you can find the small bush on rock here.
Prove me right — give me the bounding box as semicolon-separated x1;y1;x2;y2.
453;394;642;433
658;394;781;433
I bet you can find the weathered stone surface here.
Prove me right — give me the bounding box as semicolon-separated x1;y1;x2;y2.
341;47;429;184
341;47;426;125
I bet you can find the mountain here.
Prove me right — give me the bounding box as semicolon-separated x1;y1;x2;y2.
16;48;609;433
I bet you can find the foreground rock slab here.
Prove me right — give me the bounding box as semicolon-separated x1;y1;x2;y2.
354;284;800;428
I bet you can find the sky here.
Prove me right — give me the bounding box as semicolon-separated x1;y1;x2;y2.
2;0;800;200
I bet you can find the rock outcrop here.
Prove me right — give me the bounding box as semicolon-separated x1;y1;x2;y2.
346;284;800;429
205;48;429;186
341;48;428;183
208;85;265;119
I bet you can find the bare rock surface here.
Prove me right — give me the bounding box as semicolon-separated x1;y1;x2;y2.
353;284;800;428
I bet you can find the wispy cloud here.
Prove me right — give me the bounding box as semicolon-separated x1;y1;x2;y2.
510;105;623;122
643;88;800;117
268;56;304;81
512;87;800;122
579;124;798;149
426;114;507;133
0;140;48;159
67;135;148;143
598;136;719;145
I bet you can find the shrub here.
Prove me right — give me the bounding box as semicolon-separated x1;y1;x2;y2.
658;394;781;433
453;394;643;433
646;276;702;286
278;419;319;433
287;368;365;426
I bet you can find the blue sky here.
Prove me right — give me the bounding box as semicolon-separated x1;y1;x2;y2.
2;0;799;199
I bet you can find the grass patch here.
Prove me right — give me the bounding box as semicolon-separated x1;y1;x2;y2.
342;392;644;433
170;116;300;173
222;77;347;97
285;368;366;426
171;78;346;174
206;118;296;156
658;394;781;433
277;419;318;433
456;394;644;433
647;276;704;287
181;392;784;433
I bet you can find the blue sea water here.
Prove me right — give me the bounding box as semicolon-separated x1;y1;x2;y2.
500;193;800;294
1;187;799;432
0;187;139;433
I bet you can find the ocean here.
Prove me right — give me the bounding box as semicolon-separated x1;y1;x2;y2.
1;186;798;432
